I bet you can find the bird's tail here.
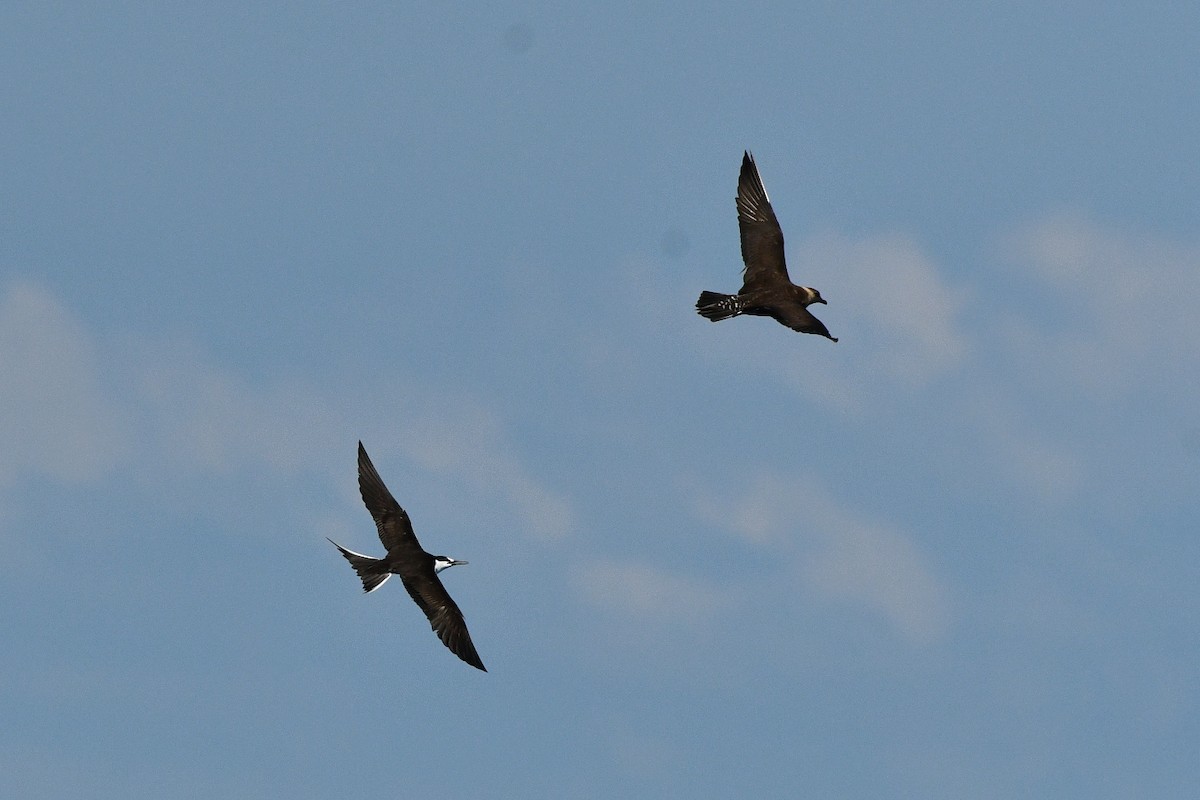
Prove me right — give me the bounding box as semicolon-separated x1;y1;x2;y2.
327;538;392;593
696;290;742;321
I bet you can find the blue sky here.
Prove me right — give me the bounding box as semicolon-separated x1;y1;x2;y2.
2;3;1198;798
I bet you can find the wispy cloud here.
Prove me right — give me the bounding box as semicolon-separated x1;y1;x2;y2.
0;280;573;541
397;399;574;540
797;504;952;644
1002;214;1200;390
696;472;951;643
799;231;971;384
572;557;727;623
132;346;343;475
690;216;1197;510
0;282;128;486
968;394;1085;503
981;215;1200;504
690;231;971;415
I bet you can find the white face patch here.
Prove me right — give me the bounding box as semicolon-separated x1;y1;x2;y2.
433;557;457;574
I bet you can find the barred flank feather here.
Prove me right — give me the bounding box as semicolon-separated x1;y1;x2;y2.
696;290;742;321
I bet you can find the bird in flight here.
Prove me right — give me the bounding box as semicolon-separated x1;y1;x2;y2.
696;151;837;341
328;442;486;671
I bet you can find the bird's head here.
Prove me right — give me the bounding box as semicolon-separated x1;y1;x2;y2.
433;555;468;574
805;287;827;305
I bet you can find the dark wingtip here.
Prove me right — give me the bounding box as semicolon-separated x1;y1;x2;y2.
357;442;374;474
459;650;487;672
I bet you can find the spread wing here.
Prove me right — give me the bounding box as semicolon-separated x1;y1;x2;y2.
737;151;791;290
771;303;837;341
357;441;419;553
400;571;487;671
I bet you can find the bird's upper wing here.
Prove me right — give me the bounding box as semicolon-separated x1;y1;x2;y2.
401;571;487;671
357;441;418;553
737;151;791;290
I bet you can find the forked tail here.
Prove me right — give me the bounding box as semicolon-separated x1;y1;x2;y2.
696;290;742;321
327;538;392;593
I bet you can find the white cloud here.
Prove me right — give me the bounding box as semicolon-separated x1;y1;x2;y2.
692;474;790;546
1003;214;1200;389
799;231;971;384
798;510;952;644
692;216;1198;509
396;399;574;540
132;346;343;475
1014;214;1179;303
978;215;1200;505
691;231;971;415
969;394;1085;503
697;472;951;643
0;281;128;485
572;557;727;623
0;280;573;542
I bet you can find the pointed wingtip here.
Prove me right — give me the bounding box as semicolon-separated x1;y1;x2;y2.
454;641;487;672
450;645;487;672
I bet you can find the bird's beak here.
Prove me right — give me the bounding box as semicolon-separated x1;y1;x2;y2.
815;297;827;304
453;560;469;566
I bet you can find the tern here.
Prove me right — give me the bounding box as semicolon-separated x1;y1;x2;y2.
328;442;486;671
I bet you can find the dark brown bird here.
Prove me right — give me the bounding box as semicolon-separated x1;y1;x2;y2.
328;441;486;671
696;151;837;341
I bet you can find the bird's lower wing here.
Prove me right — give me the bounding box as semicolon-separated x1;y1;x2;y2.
774;305;837;340
429;604;486;672
405;574;487;672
